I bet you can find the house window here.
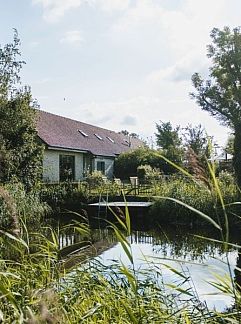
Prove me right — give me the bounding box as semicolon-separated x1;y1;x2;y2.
97;161;105;174
94;133;103;140
106;136;114;143
59;155;75;181
78;130;88;137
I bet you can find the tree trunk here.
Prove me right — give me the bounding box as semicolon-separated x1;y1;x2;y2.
233;124;241;189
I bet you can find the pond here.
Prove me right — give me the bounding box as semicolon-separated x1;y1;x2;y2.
55;219;241;312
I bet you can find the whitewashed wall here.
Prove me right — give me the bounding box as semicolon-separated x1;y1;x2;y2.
93;156;114;179
43;149;84;182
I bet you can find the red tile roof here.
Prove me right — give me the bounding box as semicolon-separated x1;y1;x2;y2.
37;110;143;157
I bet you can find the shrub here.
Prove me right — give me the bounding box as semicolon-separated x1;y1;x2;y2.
137;164;162;184
85;170;106;189
114;147;174;180
218;170;235;186
0;182;49;229
39;182;89;210
150;173;240;228
150;178;214;226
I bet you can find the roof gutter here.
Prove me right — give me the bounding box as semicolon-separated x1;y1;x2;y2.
46;146;88;154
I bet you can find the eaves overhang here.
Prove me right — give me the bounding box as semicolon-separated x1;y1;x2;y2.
46;146;89;154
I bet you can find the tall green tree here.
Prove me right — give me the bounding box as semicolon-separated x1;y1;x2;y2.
0;31;43;189
183;124;211;159
155;121;182;149
191;26;241;187
155;121;184;168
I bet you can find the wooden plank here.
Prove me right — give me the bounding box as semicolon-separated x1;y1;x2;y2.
89;202;153;208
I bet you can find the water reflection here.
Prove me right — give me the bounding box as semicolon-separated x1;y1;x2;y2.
98;228;239;311
46;220;241;311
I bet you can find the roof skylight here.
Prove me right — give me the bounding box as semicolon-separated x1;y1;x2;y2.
94;133;103;140
123;139;131;146
106;136;114;143
78;130;88;137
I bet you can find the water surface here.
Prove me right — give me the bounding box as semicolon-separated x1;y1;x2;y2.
55;220;241;311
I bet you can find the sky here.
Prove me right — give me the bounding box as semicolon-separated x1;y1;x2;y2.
0;0;240;148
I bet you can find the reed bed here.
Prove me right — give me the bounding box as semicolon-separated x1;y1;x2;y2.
0;163;241;322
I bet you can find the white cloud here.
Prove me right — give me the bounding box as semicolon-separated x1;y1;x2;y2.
147;50;209;84
97;0;130;12
48;95;229;146
30;0;241;146
32;0;84;23
32;0;130;22
60;30;84;45
110;0;241;65
111;0;165;34
121;115;137;126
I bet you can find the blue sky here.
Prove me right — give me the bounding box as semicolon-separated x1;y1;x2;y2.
1;0;241;147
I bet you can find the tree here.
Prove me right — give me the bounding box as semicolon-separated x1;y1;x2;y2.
119;130;129;136
191;27;241;187
0;31;43;189
119;130;139;138
155;121;184;168
0;30;25;96
155;121;182;149
183;124;211;159
114;147;176;179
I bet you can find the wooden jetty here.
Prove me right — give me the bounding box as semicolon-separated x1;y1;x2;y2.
88;201;153;222
89;202;153;208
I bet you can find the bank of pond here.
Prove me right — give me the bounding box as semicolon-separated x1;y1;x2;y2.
1;174;241;322
1;215;241;322
38;172;241;229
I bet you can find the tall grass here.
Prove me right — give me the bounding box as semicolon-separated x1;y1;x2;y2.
150;171;240;228
0;222;216;323
0;182;49;230
0;217;241;322
149;154;241;319
0;162;241;322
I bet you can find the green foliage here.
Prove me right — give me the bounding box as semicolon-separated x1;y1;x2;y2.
218;170;235;186
119;129;139;138
137;164;162;184
191;26;241;187
183;124;211;159
155;121;184;170
155;121;182;149
0;30;43;190
150;173;240;227
114;147;179;179
0;183;49;229
137;164;151;181
150;177;215;226
217;171;238;204
0;203;241;322
85;170;106;189
0;161;241;322
39;182;89;210
0;29;25;95
0;221;193;323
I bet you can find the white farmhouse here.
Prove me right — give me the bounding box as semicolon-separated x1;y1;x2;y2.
37;110;143;182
